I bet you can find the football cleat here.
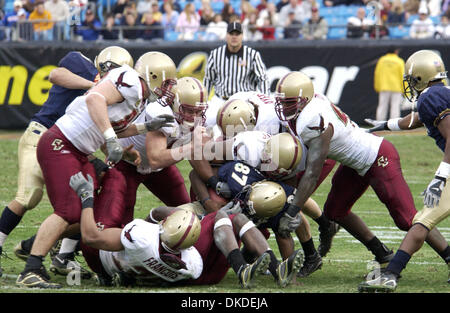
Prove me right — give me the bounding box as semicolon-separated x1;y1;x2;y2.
298;251;323;278
50;252;92;279
94;273;113;286
318;221;340;257
16;267;62;289
49;240;62;261
112;272;137;287
238;252;270;289
276;249;304;287
358;270;398;293
14;241;30;262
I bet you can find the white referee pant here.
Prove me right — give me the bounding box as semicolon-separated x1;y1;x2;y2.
376;91;403;121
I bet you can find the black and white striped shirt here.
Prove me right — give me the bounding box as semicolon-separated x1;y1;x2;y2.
203;45;269;99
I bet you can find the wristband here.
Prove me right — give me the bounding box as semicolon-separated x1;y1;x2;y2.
81;197;94;210
387;118;402;131
135;123;147;135
103;127;117;140
206;176;219;189
285;203;301;217
435;161;450;179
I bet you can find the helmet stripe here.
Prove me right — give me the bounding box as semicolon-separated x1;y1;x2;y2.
287;133;299;171
218;99;237;130
172;212;195;250
191;78;205;102
277;73;290;93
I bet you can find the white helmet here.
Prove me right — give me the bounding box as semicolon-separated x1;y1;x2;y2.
159;209;201;252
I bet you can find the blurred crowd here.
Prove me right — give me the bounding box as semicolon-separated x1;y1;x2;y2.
1;0;449;41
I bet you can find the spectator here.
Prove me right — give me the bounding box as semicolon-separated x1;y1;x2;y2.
434;14;450;37
161;1;179;30
369;18;390;38
276;0;289;12
3;0;24;40
136;0;152;15
75;8;101;40
302;6;328;40
151;0;162;22
22;0;35;13
228;13;240;23
160;0;181;13
241;1;256;23
387;0;407;26
409;6;434;38
0;10;5;41
324;0;366;6
141;11;164;40
373;47;404;121
204;13;227;40
101;13;119;39
403;0;420;16
44;0;70;40
175;2;200;40
257;2;279;27
113;0;129;20
17;8;33;41
256;0;268;13
426;0;442;16
346;7;374;38
28;1;53;40
243;10;262;41
122;11;140;40
380;0;391;23
221;3;235;23
200;2;215;26
283;10;301;38
279;0;310;25
258;16;275;40
442;0;450;16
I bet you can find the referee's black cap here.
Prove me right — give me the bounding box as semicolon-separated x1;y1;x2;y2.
227;22;242;34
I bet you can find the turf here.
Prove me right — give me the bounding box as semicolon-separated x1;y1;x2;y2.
0;129;448;294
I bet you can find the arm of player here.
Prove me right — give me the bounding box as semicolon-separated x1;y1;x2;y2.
116;114;175;138
49;67;95;90
365;112;423;133
189;169;224;213
146;206;179;223
423;115;450;208
69;172;124;251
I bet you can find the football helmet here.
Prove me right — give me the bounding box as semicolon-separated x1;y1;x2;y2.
216;99;257;137
275;71;314;121
261;133;303;179
94;46;134;76
160;209;201;252
134;51;177;105
247;181;287;218
172;77;208;129
403;50;447;102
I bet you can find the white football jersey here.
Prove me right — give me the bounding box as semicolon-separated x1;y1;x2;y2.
99;219;203;282
284;93;383;176
232;130;307;177
228;91;280;135
56;65;146;154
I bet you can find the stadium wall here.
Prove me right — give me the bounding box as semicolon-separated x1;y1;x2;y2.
0;39;449;129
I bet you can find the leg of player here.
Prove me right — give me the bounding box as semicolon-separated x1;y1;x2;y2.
50;235;92;279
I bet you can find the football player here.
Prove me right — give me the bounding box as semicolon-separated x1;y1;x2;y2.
0;46;133;278
68;171;302;289
15;51;175;289
358;50;450;292
274;70;449;271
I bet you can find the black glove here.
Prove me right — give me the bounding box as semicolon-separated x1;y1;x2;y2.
364;118;388;133
422;176;446;208
90;158;109;178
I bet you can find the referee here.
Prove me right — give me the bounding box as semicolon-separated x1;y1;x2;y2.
203;21;269;128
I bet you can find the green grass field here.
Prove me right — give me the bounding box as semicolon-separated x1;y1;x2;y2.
0;130;448;294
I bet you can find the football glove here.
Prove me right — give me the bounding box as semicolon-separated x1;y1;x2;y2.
364;119;388;133
277;212;302;238
145;114;175;131
105;137;123;166
69;172;94;209
89;158;109;178
422;176;446;208
220;201;242;215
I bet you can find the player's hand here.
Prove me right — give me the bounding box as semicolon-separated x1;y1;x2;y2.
364;118;388;133
216;181;232;198
89;157;109;178
422;176;446;208
145;114;174;131
123;144;141;166
220;201;242;215
277;212;302;237
105;137;123;166
69;172;94;203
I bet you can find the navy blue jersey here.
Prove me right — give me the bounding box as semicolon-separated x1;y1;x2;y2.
417;83;450;152
31;52;98;129
218;161;295;232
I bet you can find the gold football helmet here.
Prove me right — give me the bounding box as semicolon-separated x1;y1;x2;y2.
247;181;287;218
172;77;208;129
160;209;201;252
275;71;314;121
403;50;447;101
94;46;134;76
216;99;256;137
261;133;303;179
134;51;177;105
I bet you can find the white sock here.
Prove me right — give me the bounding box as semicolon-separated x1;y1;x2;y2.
0;232;8;247
59;238;79;254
